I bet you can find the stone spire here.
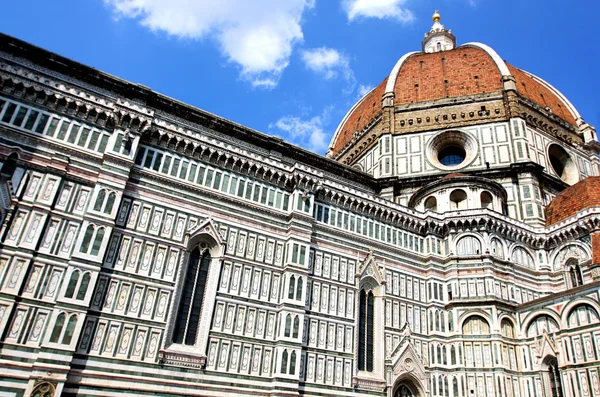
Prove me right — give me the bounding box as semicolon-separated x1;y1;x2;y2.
422;10;456;53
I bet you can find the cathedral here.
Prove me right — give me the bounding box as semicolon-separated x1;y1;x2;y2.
1;11;599;397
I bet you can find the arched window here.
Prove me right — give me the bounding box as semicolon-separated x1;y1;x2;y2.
90;228;104;256
281;350;288;374
76;273;91;300
491;238;504;259
50;313;66;343
462;315;490;335
105;192;116;214
450;345;456;365
285;314;292;337
293;316;299;338
449;190;467;210
62;315;78;344
80;225;94;253
289;351;297;375
526;315;559;337
566;259;584;288
480;191;493;210
288;275;295;299
173;248;210;345
448;311;454;332
544;357;564;397
296;277;303;300
358;289;374;371
424;196;437;212
65;271;80;299
93;190;106;211
456;235;481;255
501;319;515;338
512;247;535;269
567;304;599;327
0;153;18;179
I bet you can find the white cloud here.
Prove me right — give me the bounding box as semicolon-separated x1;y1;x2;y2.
269;107;333;153
301;47;356;94
343;0;414;22
357;84;373;97
104;0;314;87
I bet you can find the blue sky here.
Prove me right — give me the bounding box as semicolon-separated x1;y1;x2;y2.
2;0;598;154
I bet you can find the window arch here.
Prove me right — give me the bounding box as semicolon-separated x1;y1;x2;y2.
79;225;105;256
296;277;303;300
76;272;91;300
456;235;481;255
172;247;210;345
358;289;374;371
80;225;94;253
501;318;515;338
526;314;559;337
289;351;297;375
567;304;599;327
462;315;490;335
424;196;437;212
49;313;66;343
449;189;467;210
62;315;78;344
480;191;493;210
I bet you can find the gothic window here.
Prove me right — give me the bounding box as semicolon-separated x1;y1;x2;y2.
358;289;374;371
65;271;80;298
462;315;490;335
289;351;297;375
93;190;106;211
288;275;295;299
105;192;116;213
281;350;289;374
172;248;210;345
544;357;564;397
64;270;91;300
567;304;599;327
566;259;584;288
450;345;457;365
448;311;454;331
526;315;559;337
293;316;299;338
296;277;303;300
285;314;292;337
76;273;91;300
49;313;78;345
79;225;105;256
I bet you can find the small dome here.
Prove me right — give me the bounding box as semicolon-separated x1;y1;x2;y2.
545;177;600;225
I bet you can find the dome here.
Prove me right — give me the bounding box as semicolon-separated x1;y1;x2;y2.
328;25;582;160
545;176;600;225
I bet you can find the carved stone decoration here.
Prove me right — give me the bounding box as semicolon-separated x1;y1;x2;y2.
386;324;429;397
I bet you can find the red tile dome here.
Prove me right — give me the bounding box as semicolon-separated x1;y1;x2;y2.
545;177;600;225
329;43;581;158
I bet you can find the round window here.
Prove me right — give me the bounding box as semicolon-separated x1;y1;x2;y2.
438;146;466;166
547;144;578;185
427;130;477;171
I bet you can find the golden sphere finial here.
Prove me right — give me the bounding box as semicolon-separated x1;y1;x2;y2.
432;10;441;23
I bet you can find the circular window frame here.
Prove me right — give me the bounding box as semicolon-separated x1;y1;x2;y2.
427;130;478;171
547;143;579;185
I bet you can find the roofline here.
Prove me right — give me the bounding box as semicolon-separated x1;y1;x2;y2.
384;51;420;94
0;32;380;190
